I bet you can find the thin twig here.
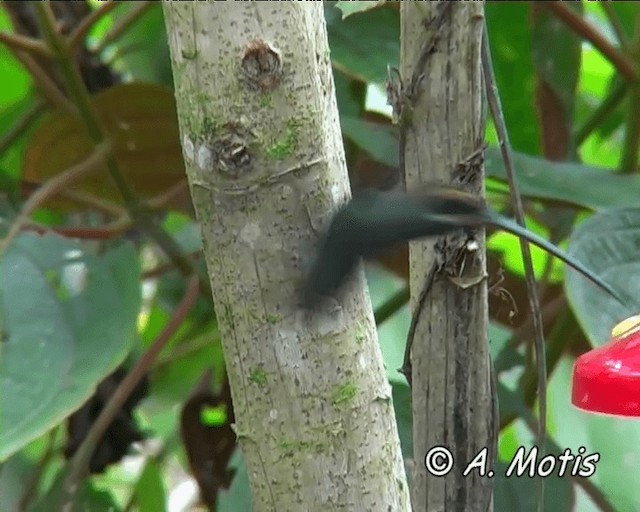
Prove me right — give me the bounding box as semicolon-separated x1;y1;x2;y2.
505;295;566;353
374;286;409;326
69;1;120;51
146;180;189;209
22;215;131;240
17;428;59;512
0;143;110;257
574;80;627;146
0;31;51;58
63;276;200;500
12;49;75;113
400;266;437;387
153;332;212;369
142;250;202;280
47;188;125;216
516;405;617;512
94;2;155;54
600;1;631;54
482;25;547;512
0;99;47;157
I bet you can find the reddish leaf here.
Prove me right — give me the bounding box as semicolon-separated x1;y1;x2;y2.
23;82;186;210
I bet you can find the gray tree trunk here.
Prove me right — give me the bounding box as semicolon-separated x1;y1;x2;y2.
401;2;496;511
163;3;410;511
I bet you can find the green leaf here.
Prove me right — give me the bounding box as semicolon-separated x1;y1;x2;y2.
486;147;640;211
565;208;640;345
495;385;577;511
28;467;121;512
150;328;221;404
490;322;520;373
0;10;32;111
133;462;166;512
487;219;564;282
217;449;252;512
341;117;398;168
494;458;574;512
485;3;540;155
366;265;408;383
532;3;582;124
0;234;141;461
602;3;637;43
107;4;173;87
335;1;386;19
334;70;366;121
340;117;640;212
391;380;412;459
326;4;399;83
0;453;34;511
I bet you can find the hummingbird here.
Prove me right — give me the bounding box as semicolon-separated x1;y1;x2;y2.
304;185;620;306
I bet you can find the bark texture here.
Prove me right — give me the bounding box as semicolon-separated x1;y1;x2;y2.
163;4;410;511
401;3;496;511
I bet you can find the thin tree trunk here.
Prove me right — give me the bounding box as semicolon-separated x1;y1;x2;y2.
163;4;410;511
401;2;496;511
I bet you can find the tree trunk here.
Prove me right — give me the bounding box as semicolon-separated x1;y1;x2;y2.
162;3;410;511
401;2;496;511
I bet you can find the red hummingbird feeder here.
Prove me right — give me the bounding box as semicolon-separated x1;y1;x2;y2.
572;314;640;417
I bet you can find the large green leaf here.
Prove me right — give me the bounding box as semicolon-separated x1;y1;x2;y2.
494;458;574;512
0;234;141;461
107;4;173;87
339;115;640;211
334;2;386;19
366;265;408;383
326;4;399;83
565;208;640;345
532;3;582;126
132;462;166;512
485;148;640;211
28;467;122;512
217;449;252;512
0;453;33;511
486;3;540;155
391;380;412;460
341;117;398;168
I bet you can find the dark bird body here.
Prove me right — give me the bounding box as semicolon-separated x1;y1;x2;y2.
304;186;619;305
